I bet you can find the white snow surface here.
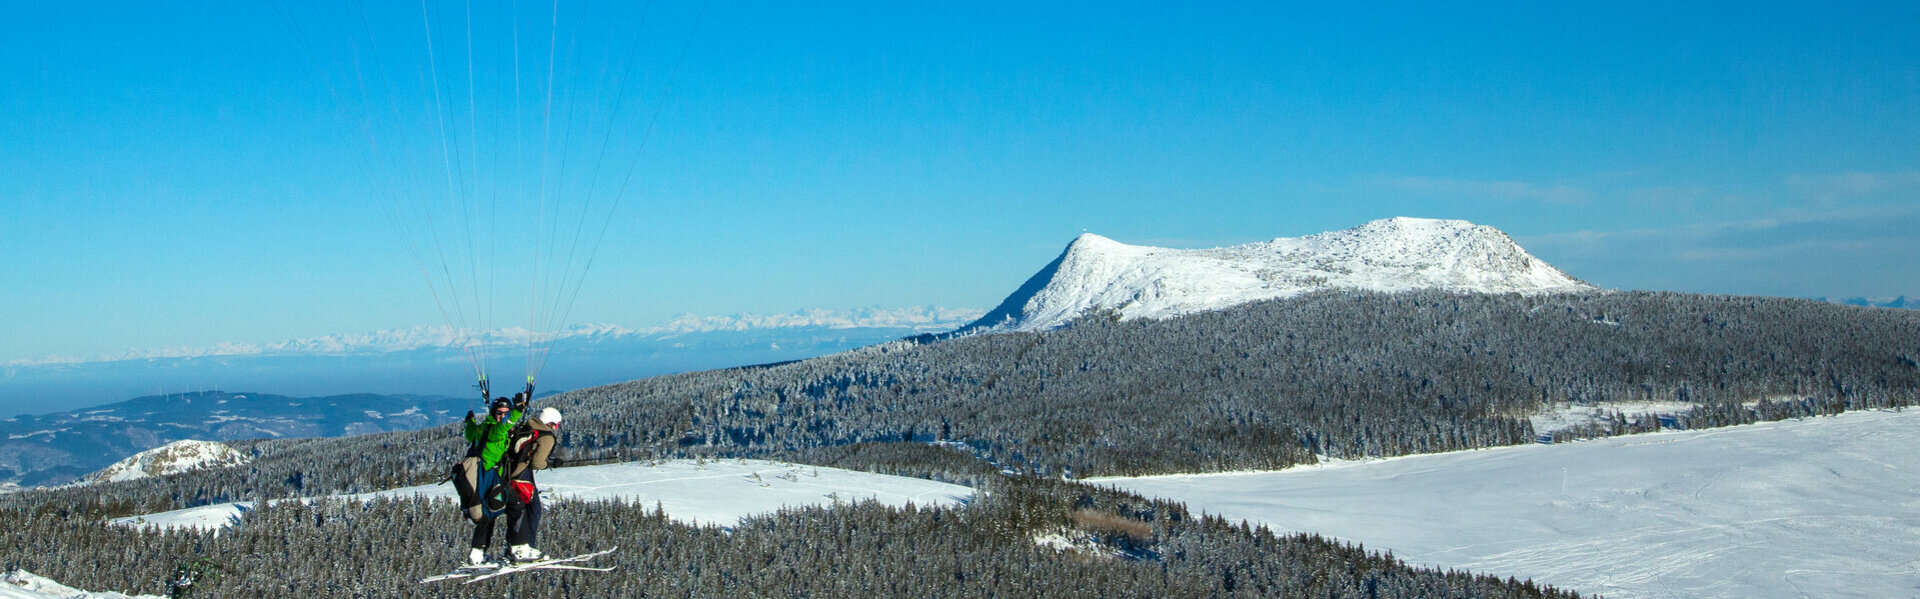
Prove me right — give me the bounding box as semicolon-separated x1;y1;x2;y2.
1527;400;1701;435
966;217;1591;333
112;459;972;532
1099;409;1920;599
79;440;248;485
109;503;253;532
1;570;160;599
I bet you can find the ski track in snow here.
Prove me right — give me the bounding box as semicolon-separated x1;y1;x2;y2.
1099;409;1920;599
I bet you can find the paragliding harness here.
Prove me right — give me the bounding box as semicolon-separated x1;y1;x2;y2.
502;420;545;504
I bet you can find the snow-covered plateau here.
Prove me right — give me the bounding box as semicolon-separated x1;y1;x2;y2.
961;217;1593;333
110;458;973;533
1099;409;1920;599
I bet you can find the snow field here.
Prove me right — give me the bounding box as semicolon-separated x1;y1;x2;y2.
1;570;160;599
1099;409;1920;599
111;458;973;532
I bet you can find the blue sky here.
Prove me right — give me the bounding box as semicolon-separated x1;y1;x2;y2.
4;1;1918;365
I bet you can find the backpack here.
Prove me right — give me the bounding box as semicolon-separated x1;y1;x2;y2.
504;421;544;473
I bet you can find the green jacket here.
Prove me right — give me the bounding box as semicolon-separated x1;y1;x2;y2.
464;409;524;471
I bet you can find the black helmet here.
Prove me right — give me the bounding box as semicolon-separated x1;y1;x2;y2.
490;397;511;413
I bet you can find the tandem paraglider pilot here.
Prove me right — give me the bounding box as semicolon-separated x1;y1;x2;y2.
451;393;562;565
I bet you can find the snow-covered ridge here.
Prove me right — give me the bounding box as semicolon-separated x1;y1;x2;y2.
77;440;249;485
961;217;1592;333
7;307;982;367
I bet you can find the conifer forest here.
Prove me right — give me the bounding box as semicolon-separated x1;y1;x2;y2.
7;290;1918;597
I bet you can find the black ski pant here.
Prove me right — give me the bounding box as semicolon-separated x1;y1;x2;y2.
471;481;542;549
471;514;496;550
506;490;542;546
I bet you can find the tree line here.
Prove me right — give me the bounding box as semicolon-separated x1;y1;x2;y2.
10;290;1918;513
1;467;1580;598
5;289;1915;597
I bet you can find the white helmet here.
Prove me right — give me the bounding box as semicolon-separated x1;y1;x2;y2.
539;407;563;424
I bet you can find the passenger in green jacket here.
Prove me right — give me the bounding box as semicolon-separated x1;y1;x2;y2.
453;397;522;545
464;396;524;471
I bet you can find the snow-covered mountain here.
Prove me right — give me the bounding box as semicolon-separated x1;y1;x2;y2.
959;217;1592;333
77;440;249;485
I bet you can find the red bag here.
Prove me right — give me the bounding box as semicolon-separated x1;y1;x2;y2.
513;480;537;504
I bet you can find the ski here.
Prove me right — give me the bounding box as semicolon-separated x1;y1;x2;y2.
460;548;619;584
419;561;510;583
419;569;489;584
422;563;617;583
418;547;618;584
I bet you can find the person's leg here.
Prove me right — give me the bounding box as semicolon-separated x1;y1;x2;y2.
505;481;545;560
454;457;484;521
470;516;495;550
504;495;526;545
507;492;542;547
525;495;542;548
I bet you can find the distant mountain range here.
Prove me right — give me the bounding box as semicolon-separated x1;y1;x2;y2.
1814;296;1914;310
7;307;979;367
0;391;472;486
960;217;1592;333
3;307;982;416
7;220;1908;488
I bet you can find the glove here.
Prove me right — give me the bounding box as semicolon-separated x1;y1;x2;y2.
465;410;475;422
546;456;564;468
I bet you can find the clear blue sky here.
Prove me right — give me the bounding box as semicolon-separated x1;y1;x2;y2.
4;1;1918;364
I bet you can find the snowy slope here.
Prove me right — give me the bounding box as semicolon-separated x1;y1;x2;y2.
112;459;973;532
1;571;159;599
77;440;248;485
961;217;1591;333
1100;410;1920;599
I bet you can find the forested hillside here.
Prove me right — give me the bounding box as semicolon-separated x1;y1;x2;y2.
560;289;1920;477
3;473;1580;598
9;289;1914;598
10;290;1919;516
